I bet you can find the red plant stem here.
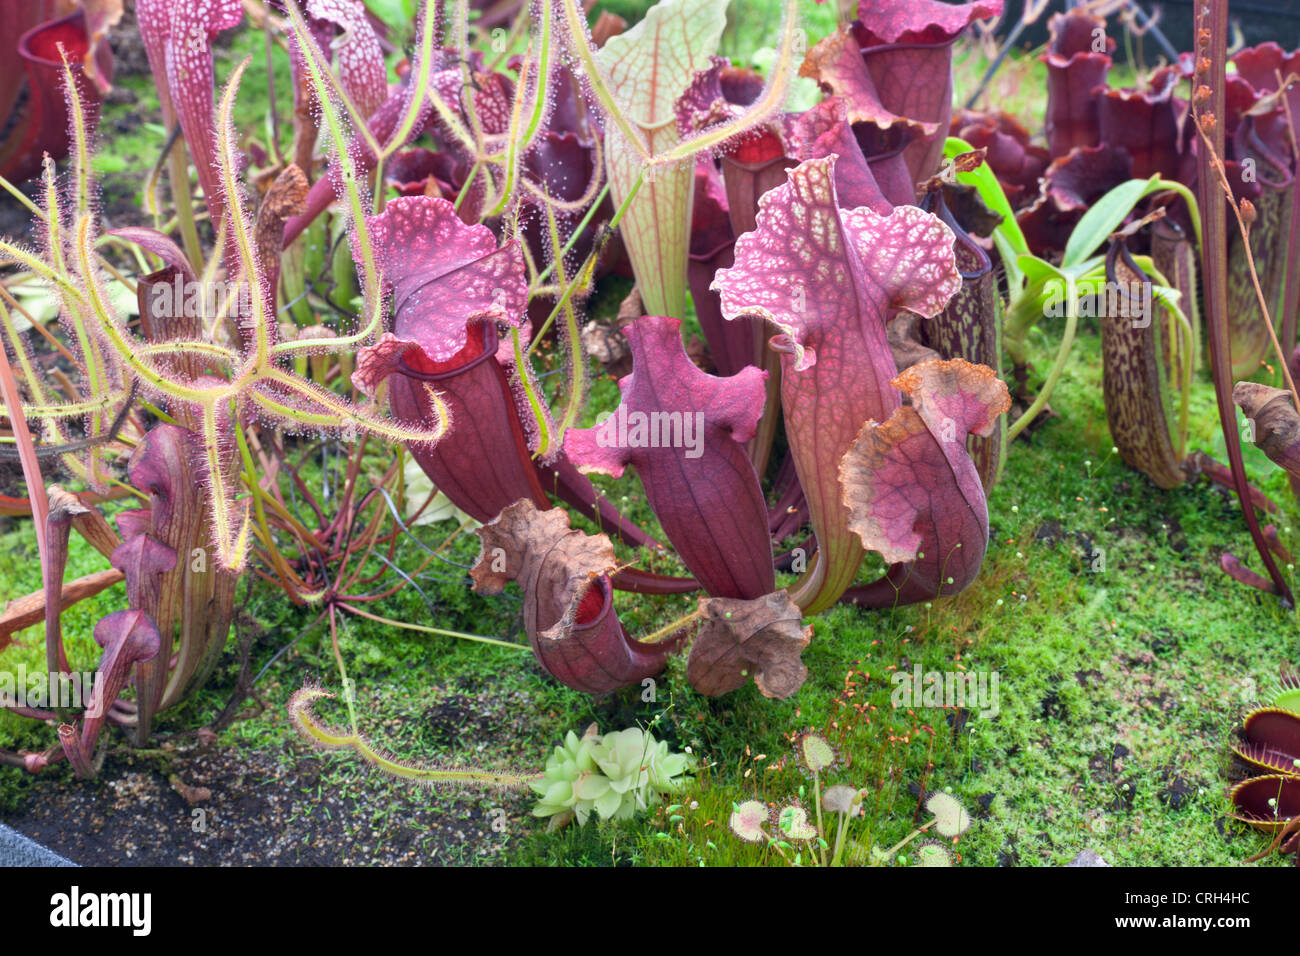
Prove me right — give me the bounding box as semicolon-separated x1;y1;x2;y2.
1197;0;1294;607
0;343;66;668
0;348;48;570
58;723;93;778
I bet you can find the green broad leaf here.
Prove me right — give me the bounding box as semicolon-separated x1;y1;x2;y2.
1061;175;1160;269
1016;255;1065;286
1061;257;1108;281
992;231;1025;293
945;136;1030;277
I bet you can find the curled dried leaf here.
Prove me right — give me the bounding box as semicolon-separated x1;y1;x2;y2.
686;591;812;699
1234;382;1300;480
471;500;677;694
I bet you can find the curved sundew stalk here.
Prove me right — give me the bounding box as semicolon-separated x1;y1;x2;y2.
559;0;799;180
71;218;213;405
269;284;387;356
255;368;450;445
527;170;645;353
284;1;381;314
450;0;487;154
520;128;606;215
48;172;111;478
339;603;527;650
58;49;92;218
327;608;360;735
489;48;535;217
545;203;588;443
0;173;45;220
196;230;234;341
385;0;476;161
314;44;384;163
215;59;273;366
289;686;539;789
67;215;141;491
557;0;650;160
638;606;703;645
490;0;554;218
232;421;304;601
7;22;462;574
509;325;555;457
10;391;131;419
454;161;483;213
0;240;85;295
19;180;72;452
200;397;251;572
138;341;241;363
42;162;67;276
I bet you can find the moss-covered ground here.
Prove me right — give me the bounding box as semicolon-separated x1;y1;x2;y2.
0;1;1296;867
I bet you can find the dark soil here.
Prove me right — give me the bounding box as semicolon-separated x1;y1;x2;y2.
3;687;538;866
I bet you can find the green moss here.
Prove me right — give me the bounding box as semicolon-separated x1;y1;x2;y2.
607;331;1299;868
3;10;1295;867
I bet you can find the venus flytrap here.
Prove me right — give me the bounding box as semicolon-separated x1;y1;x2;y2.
1226;666;1300;863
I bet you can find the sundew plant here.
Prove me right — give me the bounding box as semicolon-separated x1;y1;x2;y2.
0;0;1297;871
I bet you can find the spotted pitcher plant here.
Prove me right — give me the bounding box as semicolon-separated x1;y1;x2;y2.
304;0;1008;699
0;0;1014;733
